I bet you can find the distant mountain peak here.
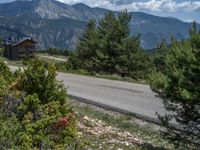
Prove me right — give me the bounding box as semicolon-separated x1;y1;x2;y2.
33;0;72;19
17;0;56;3
17;0;52;1
72;3;91;8
16;0;34;1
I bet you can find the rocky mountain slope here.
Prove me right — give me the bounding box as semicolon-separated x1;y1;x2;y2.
0;0;198;50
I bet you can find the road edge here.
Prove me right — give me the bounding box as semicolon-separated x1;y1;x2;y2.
68;94;162;126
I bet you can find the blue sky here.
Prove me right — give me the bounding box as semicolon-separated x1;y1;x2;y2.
1;0;200;22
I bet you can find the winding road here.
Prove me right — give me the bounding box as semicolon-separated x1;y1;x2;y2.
10;66;166;123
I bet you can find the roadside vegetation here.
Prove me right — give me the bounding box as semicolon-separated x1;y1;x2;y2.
148;23;200;149
0;59;77;149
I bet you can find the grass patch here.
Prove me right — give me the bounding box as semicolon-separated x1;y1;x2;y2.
71;100;175;150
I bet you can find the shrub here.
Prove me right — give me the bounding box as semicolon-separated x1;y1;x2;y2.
0;59;77;149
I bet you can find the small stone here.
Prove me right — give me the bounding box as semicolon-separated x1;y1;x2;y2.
125;141;129;146
83;116;90;121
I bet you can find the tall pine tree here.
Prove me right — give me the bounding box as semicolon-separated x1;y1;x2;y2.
72;10;150;79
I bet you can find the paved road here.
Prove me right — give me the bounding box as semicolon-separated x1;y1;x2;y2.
9;66;166;123
57;73;166;123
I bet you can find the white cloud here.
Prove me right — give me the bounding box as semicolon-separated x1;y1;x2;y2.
58;0;200;12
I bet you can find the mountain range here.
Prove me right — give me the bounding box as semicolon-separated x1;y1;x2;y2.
0;0;199;50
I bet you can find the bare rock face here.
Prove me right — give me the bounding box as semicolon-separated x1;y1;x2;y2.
0;0;198;50
35;0;73;19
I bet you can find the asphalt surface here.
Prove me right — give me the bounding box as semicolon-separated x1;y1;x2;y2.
57;73;166;123
9;66;166;123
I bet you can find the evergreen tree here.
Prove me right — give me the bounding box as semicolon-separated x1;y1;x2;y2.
97;11;132;75
75;19;98;72
149;24;200;149
72;10;150;79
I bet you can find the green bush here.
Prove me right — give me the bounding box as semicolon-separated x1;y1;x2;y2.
0;59;13;83
0;59;77;149
19;59;67;104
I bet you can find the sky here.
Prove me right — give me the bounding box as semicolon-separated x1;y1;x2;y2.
0;0;199;22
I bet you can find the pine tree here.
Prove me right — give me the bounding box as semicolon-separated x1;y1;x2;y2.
97;11;131;75
149;23;200;149
75;19;99;73
73;10;150;79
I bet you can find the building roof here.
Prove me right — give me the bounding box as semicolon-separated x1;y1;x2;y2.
13;37;36;46
4;37;36;46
